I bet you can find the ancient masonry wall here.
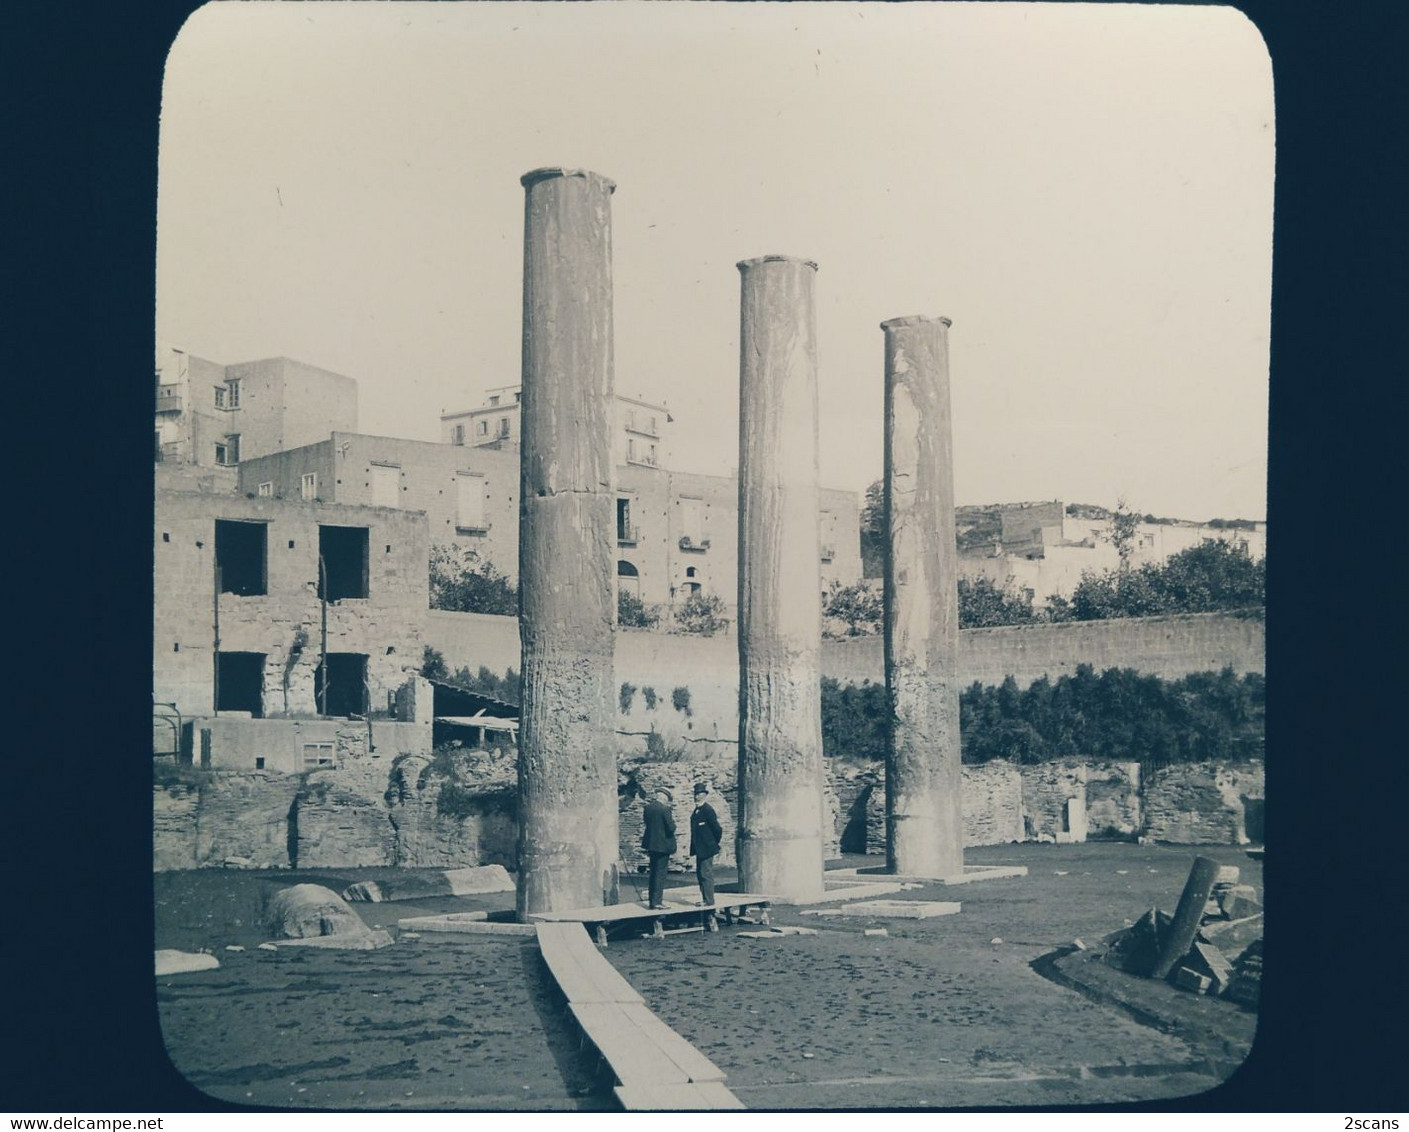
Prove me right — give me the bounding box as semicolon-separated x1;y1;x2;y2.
1141;762;1265;845
154;757;1262;871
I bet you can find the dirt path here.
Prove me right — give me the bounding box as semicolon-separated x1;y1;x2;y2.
154;843;1259;1110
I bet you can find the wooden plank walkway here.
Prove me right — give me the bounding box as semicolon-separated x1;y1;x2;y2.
534;922;744;1111
614;1081;746;1111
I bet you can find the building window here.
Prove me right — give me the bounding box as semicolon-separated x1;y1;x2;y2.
216;652;265;717
617;559;640;597
316;653;368;717
214;379;241;410
488;394;501;406
679;498;703;541
301;742;335;769
215;519;267;595
257;482;274;498
300;472;317;501
453;424;465;445
647;443;657;466
318;525;369;600
628;438;637;462
617;497;634;542
497;417;510;439
456;472;486;531
477;420;488;437
215;434;240;465
370;463;400;509
513;391;521;403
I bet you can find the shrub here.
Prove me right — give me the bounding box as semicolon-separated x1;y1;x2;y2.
619;683;637;714
671;686;692;717
642;686;658;711
674;592;728;636
618;589;662;629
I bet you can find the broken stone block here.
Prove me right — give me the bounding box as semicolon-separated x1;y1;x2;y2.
1181;940;1234;994
864;928;888;937
341;881;384;903
155;950;220;976
270;930;394;950
1216;884;1261;920
1216;865;1240;884
444;864;515;895
1174;967;1213;994
1198;913;1263;955
264;883;371;940
809;900;961;919
1223;938;1262;1007
1102;907;1172;976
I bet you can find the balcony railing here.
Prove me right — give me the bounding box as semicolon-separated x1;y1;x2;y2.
679;535;710;552
155;387;182;413
617;524;639;545
820;545;836;562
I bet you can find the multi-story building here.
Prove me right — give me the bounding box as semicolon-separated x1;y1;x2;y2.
440;385;671;471
154;341;358;472
239;432;864;614
154;483;432;771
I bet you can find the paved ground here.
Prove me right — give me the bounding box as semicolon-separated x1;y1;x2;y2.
154;841;1260;1110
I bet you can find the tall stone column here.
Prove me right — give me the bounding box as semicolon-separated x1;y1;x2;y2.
882;315;964;878
516;167;620;919
736;255;826;903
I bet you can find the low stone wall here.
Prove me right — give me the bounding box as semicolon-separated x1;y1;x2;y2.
964;762;1025;846
1142;762;1264;845
153;756;1264;872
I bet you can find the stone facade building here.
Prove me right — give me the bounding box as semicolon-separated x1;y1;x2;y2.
153;483;432;772
154;341;357;473
440;384;671;472
239;431;864;614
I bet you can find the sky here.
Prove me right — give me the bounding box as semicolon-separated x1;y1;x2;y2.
156;1;1274;522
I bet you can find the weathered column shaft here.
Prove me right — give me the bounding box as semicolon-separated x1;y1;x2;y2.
736;255;825;903
516;167;619;919
882;315;964;878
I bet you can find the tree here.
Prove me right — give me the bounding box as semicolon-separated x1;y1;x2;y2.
1111;496;1139;571
429;544;517;615
957;576;1040;628
823;579;883;636
859;480;885;578
421;646;449;682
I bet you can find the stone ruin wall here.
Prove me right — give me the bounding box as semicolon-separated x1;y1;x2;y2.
1141;762;1264;845
155;755;1262;872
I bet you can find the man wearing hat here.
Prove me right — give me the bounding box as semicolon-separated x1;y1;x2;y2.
641;787;677;910
689;782;723;906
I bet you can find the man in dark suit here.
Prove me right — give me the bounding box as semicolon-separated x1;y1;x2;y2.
689;782;723;906
641;788;676;909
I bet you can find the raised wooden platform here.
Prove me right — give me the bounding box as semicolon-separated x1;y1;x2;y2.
531;894;774;943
